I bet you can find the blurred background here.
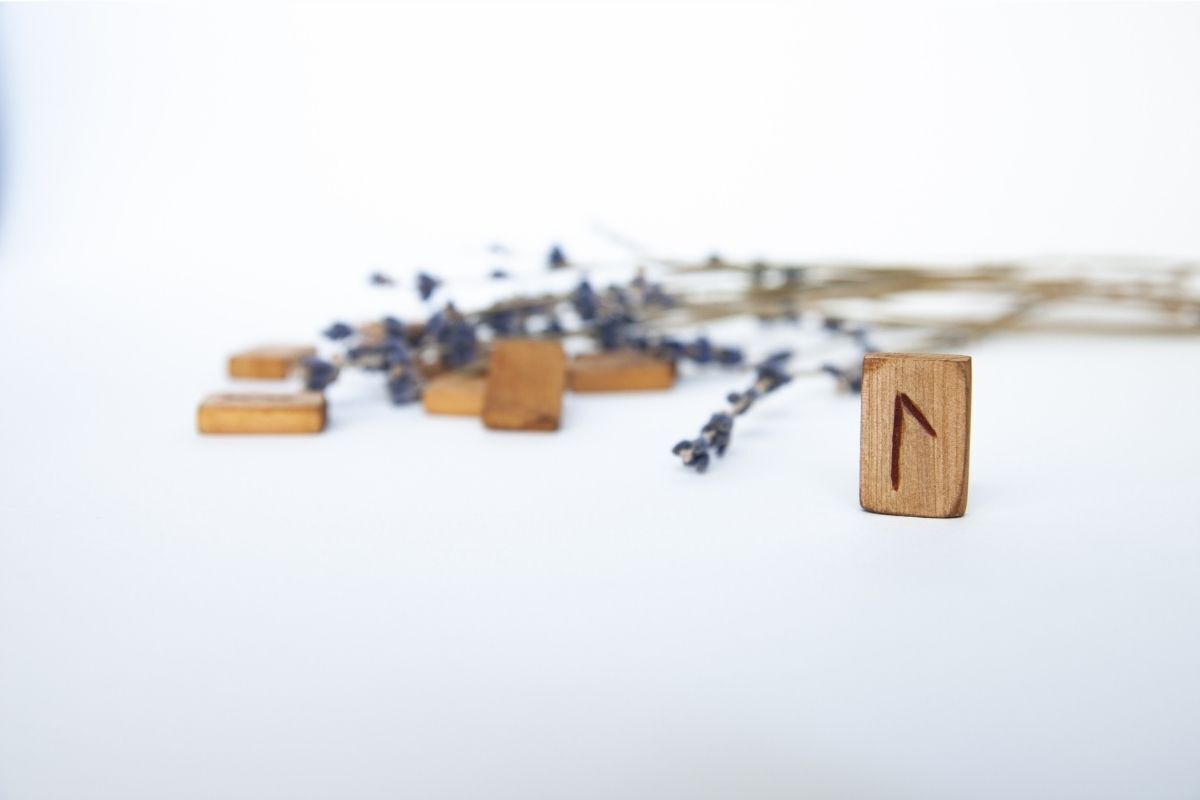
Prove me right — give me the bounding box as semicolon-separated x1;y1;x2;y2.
5;2;1200;279
2;3;1200;799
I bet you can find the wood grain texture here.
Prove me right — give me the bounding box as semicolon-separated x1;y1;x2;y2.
568;351;676;392
482;339;566;431
228;345;316;380
860;353;971;518
422;372;487;416
197;392;326;434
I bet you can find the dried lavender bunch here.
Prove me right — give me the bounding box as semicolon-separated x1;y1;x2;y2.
672;350;793;473
306;312;430;404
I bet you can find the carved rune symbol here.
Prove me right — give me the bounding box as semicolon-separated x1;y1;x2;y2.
891;392;937;490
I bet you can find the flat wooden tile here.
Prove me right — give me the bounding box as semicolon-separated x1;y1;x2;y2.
197;392;326;434
228;345;316;380
860;353;971;518
422;372;487;416
568;351;676;392
483;340;566;431
358;320;424;344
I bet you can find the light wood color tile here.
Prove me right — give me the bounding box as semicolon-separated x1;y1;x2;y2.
228;345;316;380
422;372;487;416
197;392;326;434
483;340;566;431
860;353;971;518
568;351;675;392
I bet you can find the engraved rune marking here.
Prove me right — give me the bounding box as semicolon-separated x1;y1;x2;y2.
890;392;937;490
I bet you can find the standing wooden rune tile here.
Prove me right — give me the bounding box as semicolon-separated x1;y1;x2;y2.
860;353;971;518
483;340;566;431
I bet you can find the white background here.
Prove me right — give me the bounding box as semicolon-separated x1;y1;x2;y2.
1;3;1199;798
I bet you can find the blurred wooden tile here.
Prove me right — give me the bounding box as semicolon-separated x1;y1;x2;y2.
483;340;566;431
568;351;675;392
358;320;424;344
228;345;316;380
197;392;326;434
422;372;486;416
860;353;971;518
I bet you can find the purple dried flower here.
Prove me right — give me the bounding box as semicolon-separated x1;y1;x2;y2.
369;271;395;286
548;245;568;269
322;321;355;341
442;321;478;367
383;316;406;339
658;337;686;361
386;367;422;405
715;347;744;366
754;350;793;391
702;412;733;455
726;387;759;416
484;308;523;338
301;357;339;391
490;268;510;279
416;272;442;302
672;438;711;473
572;280;599;321
596;313;633;350
688;336;714;364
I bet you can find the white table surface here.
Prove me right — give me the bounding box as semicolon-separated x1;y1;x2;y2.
2;250;1199;799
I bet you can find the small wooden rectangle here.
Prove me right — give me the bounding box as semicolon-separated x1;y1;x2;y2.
422;372;487;416
483;340;566;431
197;392;326;434
568;351;675;392
860;353;971;518
228;345;316;379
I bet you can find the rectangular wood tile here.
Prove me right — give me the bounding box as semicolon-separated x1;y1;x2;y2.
422;372;487;416
568;351;676;392
228;345;316;380
860;353;971;518
197;392;326;434
482;340;566;431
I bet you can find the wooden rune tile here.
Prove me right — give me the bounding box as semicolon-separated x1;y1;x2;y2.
568;351;676;392
228;345;316;380
197;392;326;434
482;340;566;431
860;353;971;518
422;372;487;416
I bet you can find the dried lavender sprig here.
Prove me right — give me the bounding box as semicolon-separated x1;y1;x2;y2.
672;350;794;473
